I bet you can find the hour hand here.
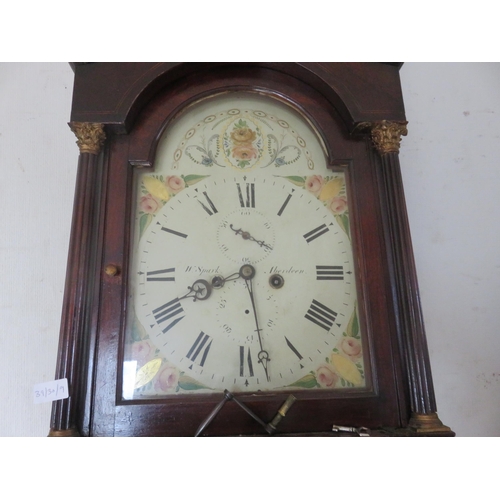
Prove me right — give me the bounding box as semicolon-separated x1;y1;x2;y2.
210;267;251;289
181;268;243;301
179;279;212;302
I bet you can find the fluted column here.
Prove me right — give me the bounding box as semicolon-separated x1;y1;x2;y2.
49;123;106;437
363;120;452;434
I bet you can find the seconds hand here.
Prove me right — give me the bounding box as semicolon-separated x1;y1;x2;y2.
230;225;273;251
240;265;270;382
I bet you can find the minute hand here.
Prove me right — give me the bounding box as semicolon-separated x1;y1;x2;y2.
240;265;270;381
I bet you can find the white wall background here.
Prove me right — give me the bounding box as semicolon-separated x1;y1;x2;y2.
1;62;498;437
400;63;500;436
0;63;76;436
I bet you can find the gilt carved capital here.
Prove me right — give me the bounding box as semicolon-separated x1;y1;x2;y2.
358;120;408;155
69;122;106;155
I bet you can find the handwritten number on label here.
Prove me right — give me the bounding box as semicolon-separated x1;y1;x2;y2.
33;378;69;404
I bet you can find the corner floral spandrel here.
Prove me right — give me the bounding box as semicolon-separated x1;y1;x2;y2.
137;173;209;238
288;305;365;390
279;174;350;238
125;319;212;397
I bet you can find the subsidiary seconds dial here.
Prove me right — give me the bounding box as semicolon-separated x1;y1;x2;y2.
217;208;275;264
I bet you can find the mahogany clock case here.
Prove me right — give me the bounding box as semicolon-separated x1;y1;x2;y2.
50;63;453;437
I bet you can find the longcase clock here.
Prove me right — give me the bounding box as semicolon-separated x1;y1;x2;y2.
49;63;454;437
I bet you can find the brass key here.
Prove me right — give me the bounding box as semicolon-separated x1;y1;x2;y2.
331;424;370;436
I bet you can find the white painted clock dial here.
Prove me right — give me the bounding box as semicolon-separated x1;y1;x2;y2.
123;93;367;399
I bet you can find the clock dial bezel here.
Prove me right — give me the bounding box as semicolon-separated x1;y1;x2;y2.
125;168;367;396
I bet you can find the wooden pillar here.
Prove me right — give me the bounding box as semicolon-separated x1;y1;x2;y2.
365;120;453;435
49;123;106;436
